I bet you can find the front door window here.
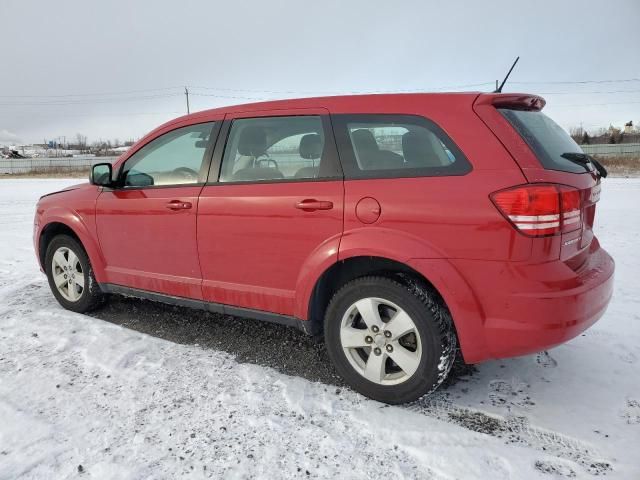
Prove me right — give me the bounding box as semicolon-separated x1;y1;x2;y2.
122;122;216;187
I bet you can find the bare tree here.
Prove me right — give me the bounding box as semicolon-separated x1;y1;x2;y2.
581;131;590;145
75;133;88;153
608;125;622;144
569;126;584;137
569;126;584;143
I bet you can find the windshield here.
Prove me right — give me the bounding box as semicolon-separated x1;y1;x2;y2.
499;109;592;174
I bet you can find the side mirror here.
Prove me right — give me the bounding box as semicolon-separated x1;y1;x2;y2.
90;163;113;186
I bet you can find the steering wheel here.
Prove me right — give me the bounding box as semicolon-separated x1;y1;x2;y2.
172;167;199;181
255;156;279;169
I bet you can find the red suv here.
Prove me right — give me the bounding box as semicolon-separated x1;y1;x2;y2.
34;93;614;404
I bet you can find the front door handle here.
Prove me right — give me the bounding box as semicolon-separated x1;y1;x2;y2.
294;199;334;211
166;200;192;210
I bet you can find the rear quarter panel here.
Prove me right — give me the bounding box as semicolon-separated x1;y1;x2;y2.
332;94;532;263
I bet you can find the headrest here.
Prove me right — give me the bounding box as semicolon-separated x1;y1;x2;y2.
402;131;430;165
299;134;322;160
237;126;267;156
351;129;379;153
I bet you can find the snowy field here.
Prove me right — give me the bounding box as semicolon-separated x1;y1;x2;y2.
0;178;639;480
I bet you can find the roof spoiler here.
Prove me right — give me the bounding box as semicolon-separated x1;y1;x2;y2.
475;93;546;112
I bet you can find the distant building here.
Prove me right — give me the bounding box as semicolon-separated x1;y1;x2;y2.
624;121;634;134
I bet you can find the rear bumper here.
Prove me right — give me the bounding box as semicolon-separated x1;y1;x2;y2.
410;239;614;363
490;246;613;360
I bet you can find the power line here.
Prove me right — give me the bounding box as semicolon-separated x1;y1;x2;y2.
537;89;640;95
0;86;183;99
550;100;640;107
8;111;183;118
2;78;640;100
3;80;640;108
189;92;271;101
187;81;495;95
512;78;640;85
0;93;182;106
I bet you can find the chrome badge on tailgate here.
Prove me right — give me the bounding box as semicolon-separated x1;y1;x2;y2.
590;183;601;203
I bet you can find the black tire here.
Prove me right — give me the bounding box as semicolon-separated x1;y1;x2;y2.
324;275;456;404
44;234;106;313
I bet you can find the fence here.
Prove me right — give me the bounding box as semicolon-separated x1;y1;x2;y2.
2;144;639;175
0;156;118;175
580;143;640;157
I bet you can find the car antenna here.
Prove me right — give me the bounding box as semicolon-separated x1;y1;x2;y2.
494;56;520;93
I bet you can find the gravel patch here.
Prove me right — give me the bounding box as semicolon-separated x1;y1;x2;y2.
88;294;475;388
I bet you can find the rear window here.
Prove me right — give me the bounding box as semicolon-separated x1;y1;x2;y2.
499;109;592;174
332;114;471;179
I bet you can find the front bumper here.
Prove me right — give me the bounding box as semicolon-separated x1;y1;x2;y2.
33;221;43;272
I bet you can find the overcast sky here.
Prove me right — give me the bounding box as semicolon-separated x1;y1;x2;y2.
1;0;639;145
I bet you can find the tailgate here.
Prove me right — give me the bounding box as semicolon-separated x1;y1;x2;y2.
473;93;603;262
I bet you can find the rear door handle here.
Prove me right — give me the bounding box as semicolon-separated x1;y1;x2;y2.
294;199;334;211
166;200;192;210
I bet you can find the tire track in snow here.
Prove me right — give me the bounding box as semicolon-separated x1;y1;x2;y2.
406;396;613;476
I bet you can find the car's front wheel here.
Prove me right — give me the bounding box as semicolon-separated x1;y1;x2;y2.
324;276;456;404
45;234;106;313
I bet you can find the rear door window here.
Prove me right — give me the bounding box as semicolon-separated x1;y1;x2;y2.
218;116;341;183
332;114;471;179
499;109;592;174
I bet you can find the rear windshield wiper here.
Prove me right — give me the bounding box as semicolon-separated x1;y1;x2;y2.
561;152;608;178
589;155;608;178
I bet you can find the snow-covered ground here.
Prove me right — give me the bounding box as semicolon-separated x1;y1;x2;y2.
0;178;638;480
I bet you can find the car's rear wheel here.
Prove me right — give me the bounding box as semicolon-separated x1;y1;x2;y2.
324;276;456;404
45;234;106;313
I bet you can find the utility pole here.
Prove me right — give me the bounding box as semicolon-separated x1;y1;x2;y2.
184;87;190;114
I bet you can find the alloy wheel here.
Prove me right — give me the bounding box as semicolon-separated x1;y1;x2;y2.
51;246;85;302
339;297;422;386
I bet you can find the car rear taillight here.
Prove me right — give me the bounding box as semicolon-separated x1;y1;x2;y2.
491;184;582;237
560;189;581;234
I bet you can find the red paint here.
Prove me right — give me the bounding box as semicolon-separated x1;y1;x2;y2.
95;186;204;299
34;92;615;364
197;181;343;315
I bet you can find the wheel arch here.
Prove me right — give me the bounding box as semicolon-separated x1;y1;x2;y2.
300;254;488;363
38;213;107;282
303;256;446;330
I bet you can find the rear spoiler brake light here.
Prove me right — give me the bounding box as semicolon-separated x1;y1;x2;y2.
478;93;546;112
